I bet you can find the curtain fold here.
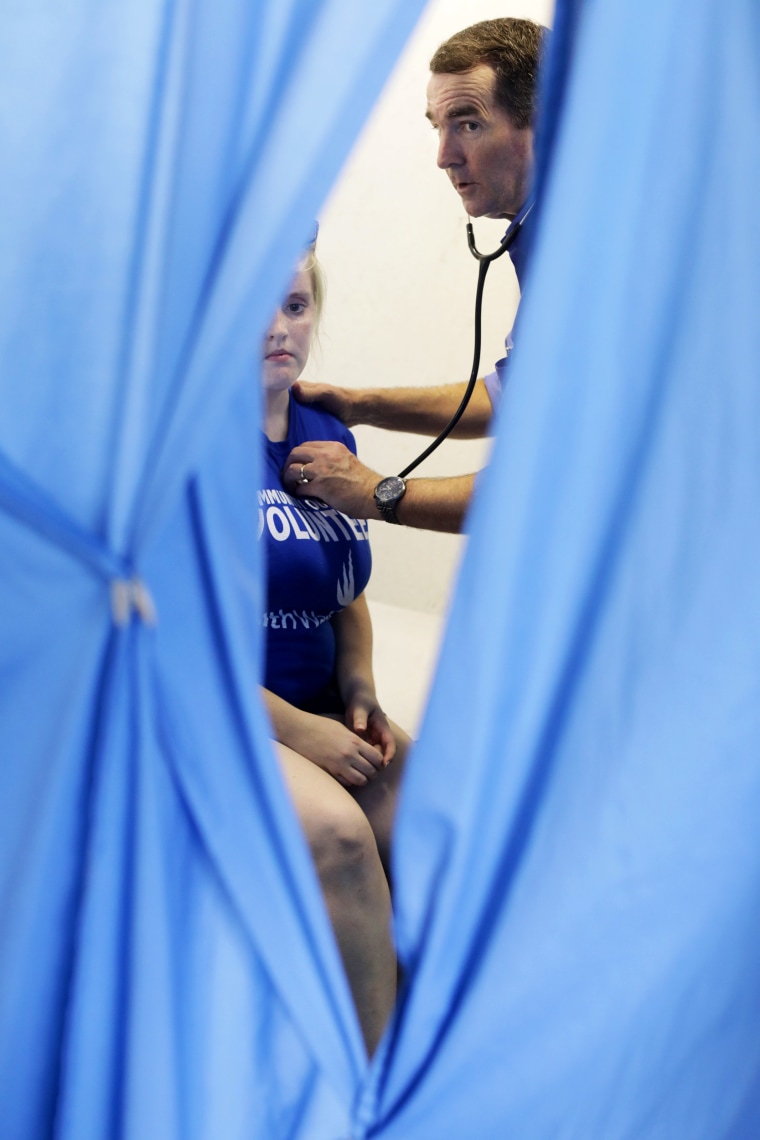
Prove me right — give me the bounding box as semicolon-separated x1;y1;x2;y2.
363;0;760;1135
0;2;428;1136
5;0;759;1136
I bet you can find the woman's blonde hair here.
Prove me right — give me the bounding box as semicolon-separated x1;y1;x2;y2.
301;249;326;331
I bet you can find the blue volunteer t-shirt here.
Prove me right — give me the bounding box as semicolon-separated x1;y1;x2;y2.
261;392;372;707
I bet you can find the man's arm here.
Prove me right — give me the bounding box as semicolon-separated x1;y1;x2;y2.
291;378;494;439
283;440;475;533
392;473;475;532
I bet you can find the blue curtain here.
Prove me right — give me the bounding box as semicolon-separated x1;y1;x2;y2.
4;0;760;1136
361;0;760;1136
0;3;427;1137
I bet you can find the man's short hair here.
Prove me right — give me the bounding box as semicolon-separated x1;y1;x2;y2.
430;18;546;130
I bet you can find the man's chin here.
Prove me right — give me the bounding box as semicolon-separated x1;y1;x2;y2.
460;196;504;220
459;192;481;216
475;202;514;221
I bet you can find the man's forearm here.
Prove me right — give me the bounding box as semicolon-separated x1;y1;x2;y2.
294;378;494;439
352;381;493;439
392;473;475;532
283;440;476;533
328;470;474;533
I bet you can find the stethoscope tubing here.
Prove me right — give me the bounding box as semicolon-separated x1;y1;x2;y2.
397;198;534;481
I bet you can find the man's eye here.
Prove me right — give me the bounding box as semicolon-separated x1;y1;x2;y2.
462;121;480;133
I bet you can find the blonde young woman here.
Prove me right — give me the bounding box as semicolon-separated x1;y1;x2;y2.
259;245;409;1055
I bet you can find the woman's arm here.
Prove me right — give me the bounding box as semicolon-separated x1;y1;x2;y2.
332;593;396;765
262;686;385;788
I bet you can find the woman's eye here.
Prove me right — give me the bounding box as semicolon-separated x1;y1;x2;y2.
286;302;306;315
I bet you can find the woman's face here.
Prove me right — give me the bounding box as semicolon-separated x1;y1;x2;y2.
262;266;316;392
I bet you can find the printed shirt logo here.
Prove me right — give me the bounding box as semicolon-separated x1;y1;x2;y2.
263;608;334;630
336;551;355;607
257;488;370;544
260;489;368;630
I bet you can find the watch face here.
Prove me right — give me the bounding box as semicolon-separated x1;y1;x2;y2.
375;476;405;504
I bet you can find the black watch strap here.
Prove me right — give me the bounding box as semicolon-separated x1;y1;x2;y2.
377;499;401;524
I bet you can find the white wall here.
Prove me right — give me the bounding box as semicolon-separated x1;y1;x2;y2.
304;0;554;615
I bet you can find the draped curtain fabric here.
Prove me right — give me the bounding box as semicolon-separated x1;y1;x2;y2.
0;3;428;1137
364;0;760;1136
3;0;760;1137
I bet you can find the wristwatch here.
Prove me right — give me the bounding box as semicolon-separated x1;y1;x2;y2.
373;475;407;524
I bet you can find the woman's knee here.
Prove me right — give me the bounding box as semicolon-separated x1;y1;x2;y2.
307;797;380;888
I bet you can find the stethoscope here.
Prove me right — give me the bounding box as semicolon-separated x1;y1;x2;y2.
397;196;535;480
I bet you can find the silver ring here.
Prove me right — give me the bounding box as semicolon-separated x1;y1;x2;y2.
298;463;309;485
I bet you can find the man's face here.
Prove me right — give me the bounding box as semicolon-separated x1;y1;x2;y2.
426;64;533;220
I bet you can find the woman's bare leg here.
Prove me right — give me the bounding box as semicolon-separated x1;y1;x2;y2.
277;742;396;1056
351;720;411;877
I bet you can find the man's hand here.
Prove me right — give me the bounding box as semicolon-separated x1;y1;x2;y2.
291;380;357;426
283;440;381;519
284;442;476;532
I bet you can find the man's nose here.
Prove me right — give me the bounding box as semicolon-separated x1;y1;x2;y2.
437;130;460;170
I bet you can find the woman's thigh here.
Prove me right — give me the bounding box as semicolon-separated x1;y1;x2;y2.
275;719;412;875
275;740;378;867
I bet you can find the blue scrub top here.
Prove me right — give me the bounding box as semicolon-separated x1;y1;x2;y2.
483;205;534;406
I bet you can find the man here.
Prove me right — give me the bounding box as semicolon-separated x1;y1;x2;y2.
283;18;547;532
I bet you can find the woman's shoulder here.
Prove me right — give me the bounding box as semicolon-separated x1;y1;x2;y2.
288;392;357;454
